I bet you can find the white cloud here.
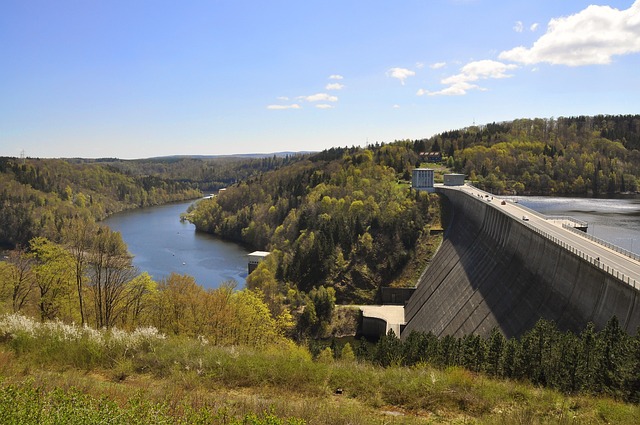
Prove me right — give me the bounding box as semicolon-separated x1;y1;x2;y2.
416;62;425;69
442;60;518;84
427;60;517;96
386;67;415;85
267;104;301;110
325;83;344;90
315;104;334;109
276;96;289;101
427;82;484;96
299;93;339;102
329;74;344;80
392;104;401;109
430;62;447;69
513;21;524;33
530;22;539;32
499;1;640;66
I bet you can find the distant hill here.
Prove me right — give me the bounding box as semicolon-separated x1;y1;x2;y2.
146;151;316;160
0;157;202;248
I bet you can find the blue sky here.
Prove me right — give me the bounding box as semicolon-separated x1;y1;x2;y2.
1;0;639;159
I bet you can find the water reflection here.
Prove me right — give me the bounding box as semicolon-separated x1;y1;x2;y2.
103;200;249;289
516;196;640;255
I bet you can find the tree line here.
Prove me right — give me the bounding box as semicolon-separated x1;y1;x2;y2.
414;115;640;196
0;157;202;248
98;154;302;192
346;316;639;403
0;226;286;348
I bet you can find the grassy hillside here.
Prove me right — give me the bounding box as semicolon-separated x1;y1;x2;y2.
0;316;638;424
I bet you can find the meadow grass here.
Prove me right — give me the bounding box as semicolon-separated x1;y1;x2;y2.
1;314;638;424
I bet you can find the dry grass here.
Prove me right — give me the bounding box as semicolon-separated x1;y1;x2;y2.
1;316;639;424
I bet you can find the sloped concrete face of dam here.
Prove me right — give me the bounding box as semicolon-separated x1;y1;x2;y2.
402;188;640;339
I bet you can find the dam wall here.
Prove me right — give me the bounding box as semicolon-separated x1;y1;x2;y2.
403;188;640;338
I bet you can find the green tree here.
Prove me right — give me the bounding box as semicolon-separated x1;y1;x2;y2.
576;322;598;392
298;299;318;338
595;316;629;397
375;329;403;367
341;342;356;362
61;217;98;325
309;286;336;325
487;328;506;377
29;237;75;322
121;272;157;328
0;247;35;313
230;289;282;347
317;346;334;363
87;227;136;328
152;273;206;336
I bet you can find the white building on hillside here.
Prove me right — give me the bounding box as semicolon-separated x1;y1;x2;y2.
412;168;434;192
248;251;270;274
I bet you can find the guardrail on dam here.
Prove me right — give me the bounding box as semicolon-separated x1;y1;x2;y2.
402;186;640;339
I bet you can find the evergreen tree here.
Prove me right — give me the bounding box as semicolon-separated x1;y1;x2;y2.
487;328;506;377
375;329;403;367
595;316;629;397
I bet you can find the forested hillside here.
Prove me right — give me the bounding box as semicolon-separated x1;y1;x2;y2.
187;144;440;303
0;157;202;248
98;154;301;192
423;114;640;195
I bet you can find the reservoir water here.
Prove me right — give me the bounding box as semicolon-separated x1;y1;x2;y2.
516;196;640;256
102;200;249;289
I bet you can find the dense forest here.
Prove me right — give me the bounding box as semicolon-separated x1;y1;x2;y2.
0;155;299;249
95;154;301;192
0;157;203;249
186;143;440;304
419;114;640;195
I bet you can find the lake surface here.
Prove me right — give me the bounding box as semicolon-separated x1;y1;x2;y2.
103;200;249;289
516;196;640;255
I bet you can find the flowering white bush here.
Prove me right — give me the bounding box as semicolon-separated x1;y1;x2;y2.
0;313;165;351
0;313;38;338
106;326;166;351
43;319;83;342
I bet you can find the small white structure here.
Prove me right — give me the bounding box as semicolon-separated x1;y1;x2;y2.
412;168;435;191
248;251;270;273
444;173;465;186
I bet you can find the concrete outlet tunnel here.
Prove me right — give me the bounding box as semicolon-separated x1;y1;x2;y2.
402;187;640;339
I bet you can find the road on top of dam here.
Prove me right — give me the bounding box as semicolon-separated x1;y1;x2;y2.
443;184;640;289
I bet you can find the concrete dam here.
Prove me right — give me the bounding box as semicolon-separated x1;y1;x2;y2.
401;185;640;339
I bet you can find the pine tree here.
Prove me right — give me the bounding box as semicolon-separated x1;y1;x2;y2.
487;328;506;377
595;316;629;397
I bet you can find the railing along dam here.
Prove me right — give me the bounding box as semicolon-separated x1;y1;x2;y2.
402;185;640;339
